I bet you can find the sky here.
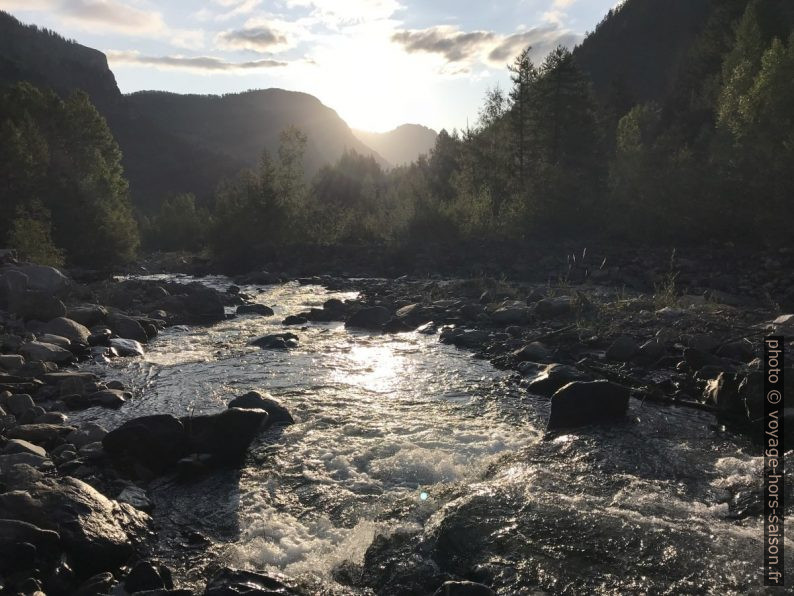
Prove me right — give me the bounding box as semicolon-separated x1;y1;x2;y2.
0;0;618;132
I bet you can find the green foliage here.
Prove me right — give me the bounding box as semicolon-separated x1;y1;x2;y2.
0;82;138;266
144;193;211;252
7;202;63;267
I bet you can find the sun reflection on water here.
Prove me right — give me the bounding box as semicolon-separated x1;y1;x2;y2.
333;343;411;394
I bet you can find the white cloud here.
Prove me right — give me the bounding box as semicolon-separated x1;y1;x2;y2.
543;0;578;26
0;0;205;48
392;24;582;71
0;0;57;10
60;0;166;34
106;50;287;72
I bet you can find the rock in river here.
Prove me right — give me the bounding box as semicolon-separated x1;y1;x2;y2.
237;303;275;316
108;313;148;343
528;364;593;396
104;408;271;475
346;306;392;330
204;568;298;596
103;415;187;475
547;380;631;430
229;391;294;424
250;333;298;350
110;337;145;357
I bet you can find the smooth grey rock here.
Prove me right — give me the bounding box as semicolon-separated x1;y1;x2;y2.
42;317;91;344
0;354;24;370
67;305;108;327
229;391;294;424
109;337;145;357
19;341;74;364
13;264;69;294
108;313;148;343
3;438;46;458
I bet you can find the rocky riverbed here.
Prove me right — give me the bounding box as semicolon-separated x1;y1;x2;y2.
0;252;792;595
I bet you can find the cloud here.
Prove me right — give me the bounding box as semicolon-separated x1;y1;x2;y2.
543;0;579;27
391;27;496;63
0;0;203;46
210;0;261;21
0;0;57;10
487;27;581;63
392;24;582;69
217;25;289;53
106;50;287;72
60;0;165;34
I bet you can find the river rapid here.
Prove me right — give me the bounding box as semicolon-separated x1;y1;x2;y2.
73;275;791;595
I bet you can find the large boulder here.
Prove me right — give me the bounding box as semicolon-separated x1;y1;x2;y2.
547;380;631;429
43;317;91;344
104;409;271;475
0;466;151;576
181;408;269;462
228;391;294;424
346;306;392;330
67;305;108;327
527;364;594;396
103;415;187;475
108;313;148;343
182;283;225;322
19;341;74;364
12;264;70;294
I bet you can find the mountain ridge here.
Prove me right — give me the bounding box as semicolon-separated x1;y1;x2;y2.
353;124;438;167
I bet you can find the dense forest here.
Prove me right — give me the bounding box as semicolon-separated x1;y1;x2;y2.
1;0;793;268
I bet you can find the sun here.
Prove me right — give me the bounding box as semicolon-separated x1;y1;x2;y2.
296;25;443;133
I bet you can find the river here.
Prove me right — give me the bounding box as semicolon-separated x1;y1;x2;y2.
73;275;791;595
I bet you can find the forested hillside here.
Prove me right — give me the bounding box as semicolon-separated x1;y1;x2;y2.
0;11;386;213
1;0;793;269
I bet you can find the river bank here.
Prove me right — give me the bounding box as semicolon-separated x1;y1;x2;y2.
0;252;792;594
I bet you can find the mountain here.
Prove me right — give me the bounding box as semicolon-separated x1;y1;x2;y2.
0;11;386;212
573;0;712;107
353;124;437;167
127;89;387;175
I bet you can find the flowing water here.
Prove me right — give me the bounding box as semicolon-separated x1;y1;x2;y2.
74;276;792;595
